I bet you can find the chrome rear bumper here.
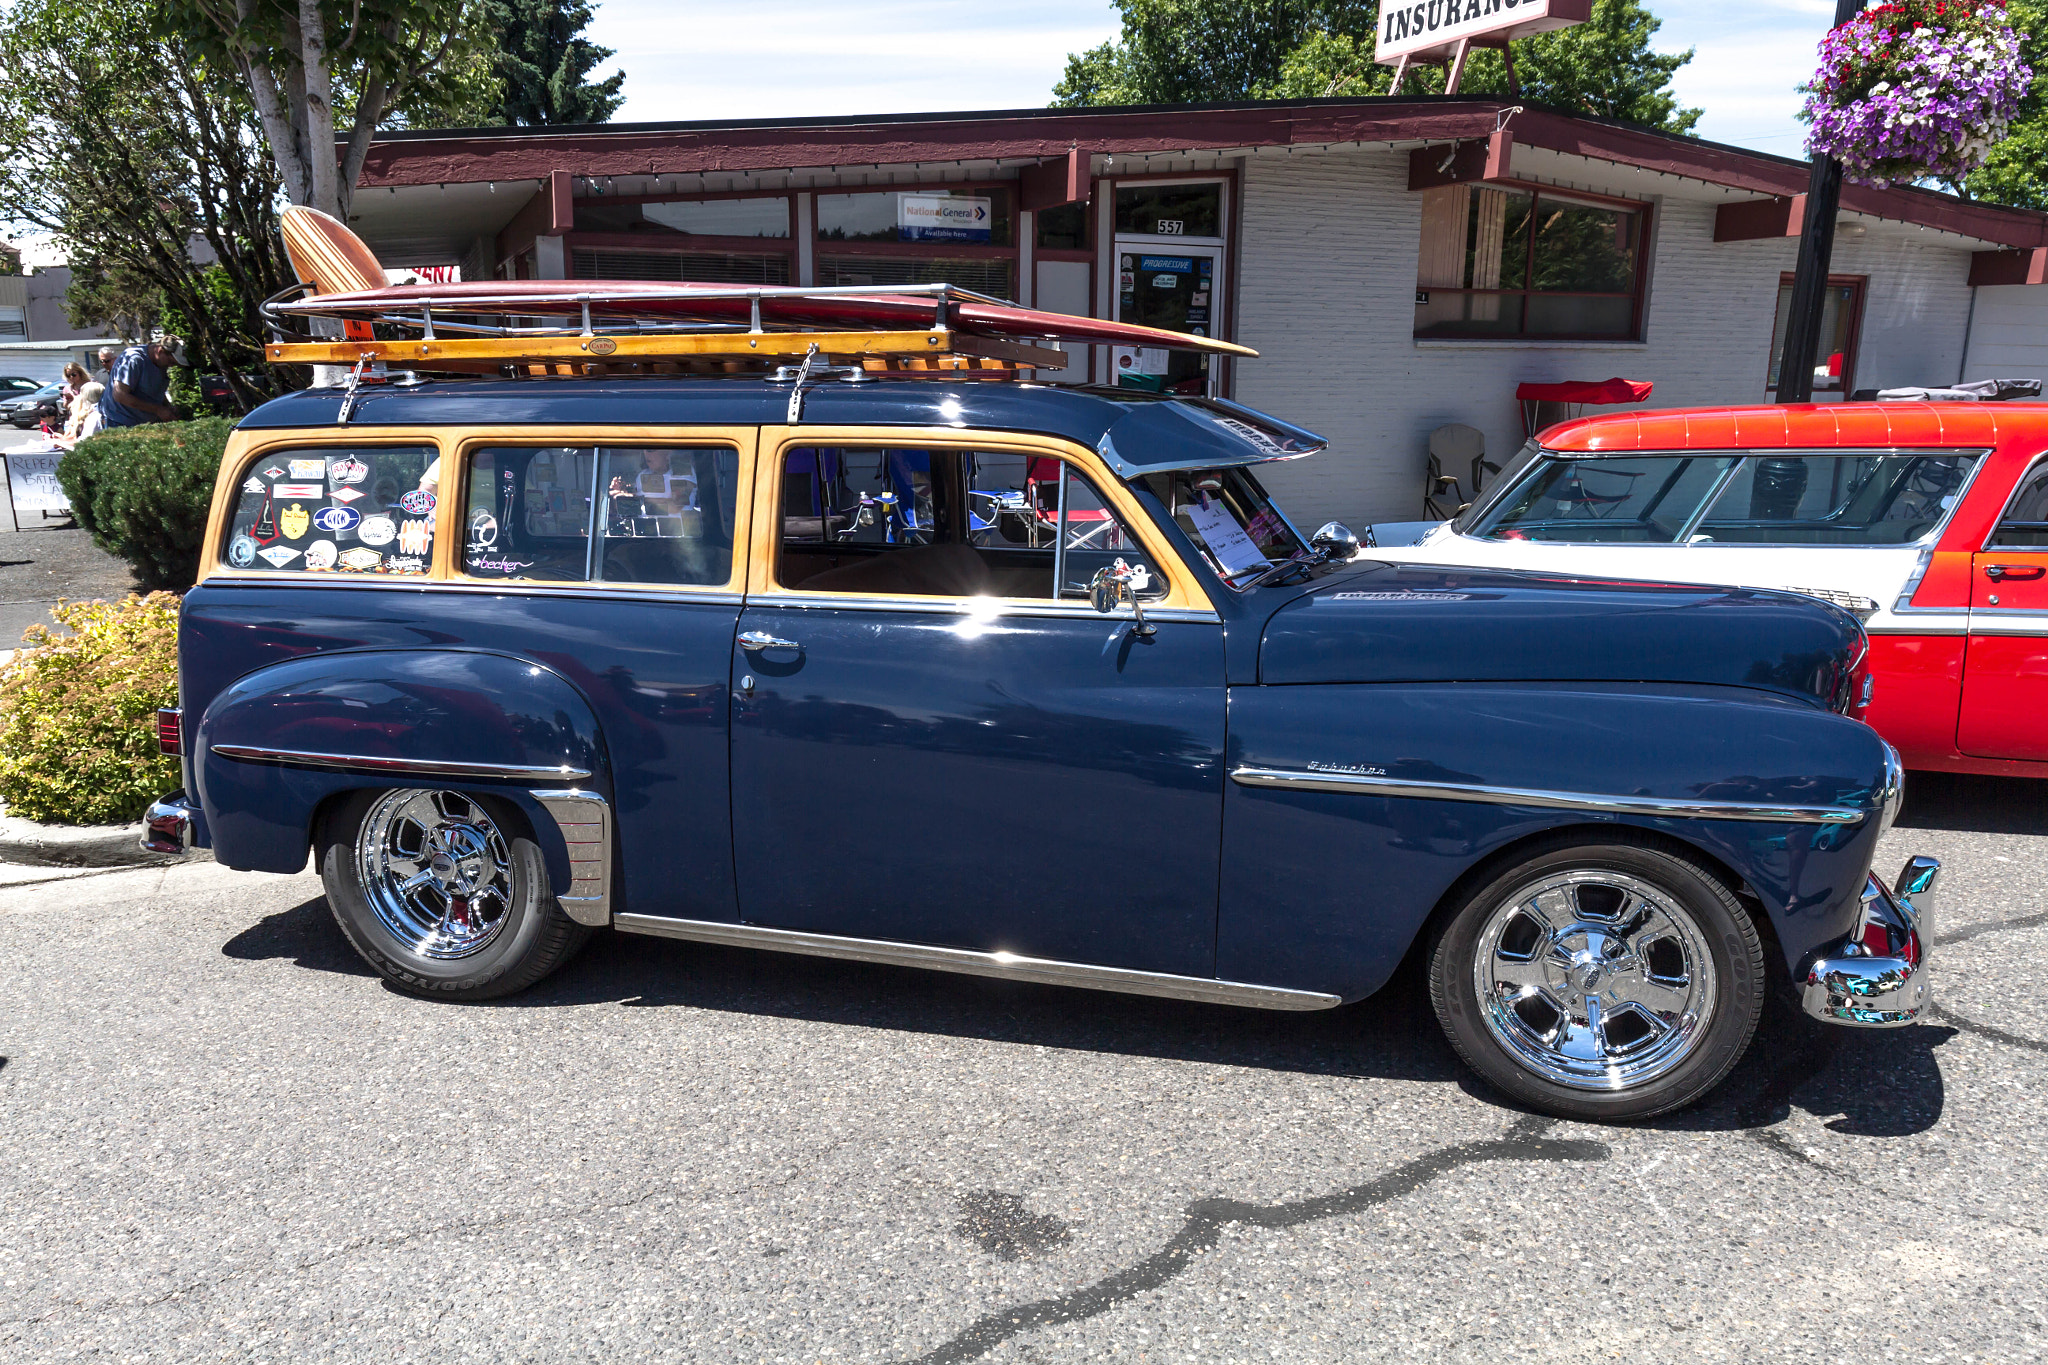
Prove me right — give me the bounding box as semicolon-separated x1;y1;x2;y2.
1801;856;1938;1028
141;789;205;856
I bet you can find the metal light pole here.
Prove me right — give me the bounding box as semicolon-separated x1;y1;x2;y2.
1776;0;1869;404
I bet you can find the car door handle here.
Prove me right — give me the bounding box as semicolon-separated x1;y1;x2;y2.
1984;564;2046;581
737;630;802;652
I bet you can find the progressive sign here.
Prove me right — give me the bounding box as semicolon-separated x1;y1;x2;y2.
1375;0;1591;66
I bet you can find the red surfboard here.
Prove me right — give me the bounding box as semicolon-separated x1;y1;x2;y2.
276;206;1254;358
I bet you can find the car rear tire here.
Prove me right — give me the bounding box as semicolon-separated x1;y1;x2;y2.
318;788;591;1000
1428;833;1764;1122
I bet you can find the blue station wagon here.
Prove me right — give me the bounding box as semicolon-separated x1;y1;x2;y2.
141;219;1938;1122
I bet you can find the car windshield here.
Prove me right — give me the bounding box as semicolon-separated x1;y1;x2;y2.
1466;450;1981;546
1;378;39;393
1139;465;1308;584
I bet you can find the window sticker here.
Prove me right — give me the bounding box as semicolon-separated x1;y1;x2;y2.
221;446;435;574
398;519;431;555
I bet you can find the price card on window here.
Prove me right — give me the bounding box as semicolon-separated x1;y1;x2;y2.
1185;498;1270;577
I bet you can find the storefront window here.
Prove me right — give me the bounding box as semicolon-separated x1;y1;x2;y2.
816;255;1012;298
574;196;790;238
1115;184;1222;238
1037;203;1088;251
1766;275;1864;393
816;189;1013;247
1414;184;1646;340
571;249;790;284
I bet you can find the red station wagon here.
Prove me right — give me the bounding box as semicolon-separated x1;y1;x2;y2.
1380;403;2048;777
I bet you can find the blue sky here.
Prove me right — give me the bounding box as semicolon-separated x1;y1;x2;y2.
586;0;1838;157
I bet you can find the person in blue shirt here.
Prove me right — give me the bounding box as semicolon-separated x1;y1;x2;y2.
97;336;182;429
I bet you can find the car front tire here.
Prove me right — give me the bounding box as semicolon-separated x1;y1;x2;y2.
318;788;591;1000
1429;834;1765;1122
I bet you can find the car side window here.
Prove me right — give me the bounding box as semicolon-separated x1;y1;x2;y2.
222;445;436;573
462;445;739;585
1988;462;2048;548
775;446;1163;600
1694;453;1978;546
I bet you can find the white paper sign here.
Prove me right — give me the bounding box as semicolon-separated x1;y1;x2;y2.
5;449;69;515
1185;499;1270;577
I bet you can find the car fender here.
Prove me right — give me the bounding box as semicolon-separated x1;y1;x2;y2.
1219;681;1897;1000
192;647;610;895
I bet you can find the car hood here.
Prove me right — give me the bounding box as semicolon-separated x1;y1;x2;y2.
1258;560;1865;708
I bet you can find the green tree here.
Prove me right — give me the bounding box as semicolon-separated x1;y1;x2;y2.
0;0;294;411
488;0;626;125
159;0;475;220
1054;0;1701;134
1963;0;2048;207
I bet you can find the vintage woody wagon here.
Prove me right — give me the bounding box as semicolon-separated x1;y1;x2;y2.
142;209;1937;1123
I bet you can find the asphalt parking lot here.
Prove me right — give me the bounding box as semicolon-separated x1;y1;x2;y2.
3;773;2046;1363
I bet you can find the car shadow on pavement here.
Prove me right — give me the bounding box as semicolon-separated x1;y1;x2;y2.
1896;770;2048;834
226;893;1952;1135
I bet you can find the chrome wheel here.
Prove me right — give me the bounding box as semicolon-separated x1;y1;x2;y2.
355;789;515;960
1472;870;1718;1091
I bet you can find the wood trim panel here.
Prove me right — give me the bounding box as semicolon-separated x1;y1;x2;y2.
1714;196;1805;243
1969;247;2048;287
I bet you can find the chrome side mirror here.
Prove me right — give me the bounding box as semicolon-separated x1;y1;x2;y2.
1088;560;1156;636
1311;521;1360;561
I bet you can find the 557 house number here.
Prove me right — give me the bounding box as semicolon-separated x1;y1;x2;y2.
1155;220;1184;235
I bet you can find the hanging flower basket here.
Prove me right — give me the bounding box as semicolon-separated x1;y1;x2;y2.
1802;0;2032;187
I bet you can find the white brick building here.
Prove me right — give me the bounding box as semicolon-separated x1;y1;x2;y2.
344;98;2048;528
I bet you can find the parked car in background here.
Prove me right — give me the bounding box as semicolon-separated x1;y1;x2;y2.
139;204;1939;1125
0;376;42;396
1370;403;2048;778
1;380;65;428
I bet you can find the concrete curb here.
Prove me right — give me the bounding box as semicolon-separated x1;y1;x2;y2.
0;807;203;869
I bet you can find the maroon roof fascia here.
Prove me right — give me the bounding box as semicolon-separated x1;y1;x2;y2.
353;99;2048;248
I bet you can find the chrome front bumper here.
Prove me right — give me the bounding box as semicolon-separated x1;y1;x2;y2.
1801;856;1939;1028
141;789;205;856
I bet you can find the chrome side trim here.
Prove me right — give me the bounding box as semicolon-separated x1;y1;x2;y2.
1229;766;1869;824
610;914;1343;1011
200;575;747;607
749;591;1220;623
210;744;591;782
530;789;612;927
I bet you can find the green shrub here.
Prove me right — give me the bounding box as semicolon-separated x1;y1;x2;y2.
0;594;181;826
59;417;232;590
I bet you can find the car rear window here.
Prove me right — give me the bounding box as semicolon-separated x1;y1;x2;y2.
222;445;437;574
461;445;740;587
1471;450;1979;546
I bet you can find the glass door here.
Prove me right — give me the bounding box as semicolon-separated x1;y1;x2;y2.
1111;246;1222;395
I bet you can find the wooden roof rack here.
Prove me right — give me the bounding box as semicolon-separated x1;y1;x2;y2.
269;205;1257;379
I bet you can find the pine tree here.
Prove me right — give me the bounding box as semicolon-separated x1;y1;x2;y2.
489;0;626;127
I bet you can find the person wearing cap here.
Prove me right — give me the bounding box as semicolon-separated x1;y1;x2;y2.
98;335;182;429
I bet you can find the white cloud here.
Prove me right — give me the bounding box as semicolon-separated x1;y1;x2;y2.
588;0;1122;122
1655;1;1836;153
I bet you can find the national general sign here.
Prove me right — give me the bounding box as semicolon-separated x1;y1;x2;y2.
1376;0;1592;66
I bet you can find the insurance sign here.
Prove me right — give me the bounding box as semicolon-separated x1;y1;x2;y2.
1375;0;1590;66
